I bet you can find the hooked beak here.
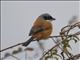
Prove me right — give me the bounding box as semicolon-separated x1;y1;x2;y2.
51;17;56;21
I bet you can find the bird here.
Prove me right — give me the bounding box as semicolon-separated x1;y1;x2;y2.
22;13;55;47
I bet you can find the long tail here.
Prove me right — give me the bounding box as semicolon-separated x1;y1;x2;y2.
22;37;33;47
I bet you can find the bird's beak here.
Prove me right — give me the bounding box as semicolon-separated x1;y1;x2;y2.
51;17;56;21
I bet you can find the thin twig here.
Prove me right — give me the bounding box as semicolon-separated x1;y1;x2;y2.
0;32;80;52
40;41;61;60
66;54;80;60
0;43;23;52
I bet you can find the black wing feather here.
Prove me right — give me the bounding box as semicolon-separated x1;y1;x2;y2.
29;26;44;36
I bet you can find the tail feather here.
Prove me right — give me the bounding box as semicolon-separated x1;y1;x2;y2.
22;37;33;47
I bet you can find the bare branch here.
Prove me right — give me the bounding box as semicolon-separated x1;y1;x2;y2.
66;54;80;60
0;43;23;52
40;22;80;60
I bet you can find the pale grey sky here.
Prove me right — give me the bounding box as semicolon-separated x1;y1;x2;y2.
1;1;80;60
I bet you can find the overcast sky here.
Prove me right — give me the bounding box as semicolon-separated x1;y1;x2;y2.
1;1;80;60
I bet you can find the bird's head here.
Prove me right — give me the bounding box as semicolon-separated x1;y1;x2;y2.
39;13;56;21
